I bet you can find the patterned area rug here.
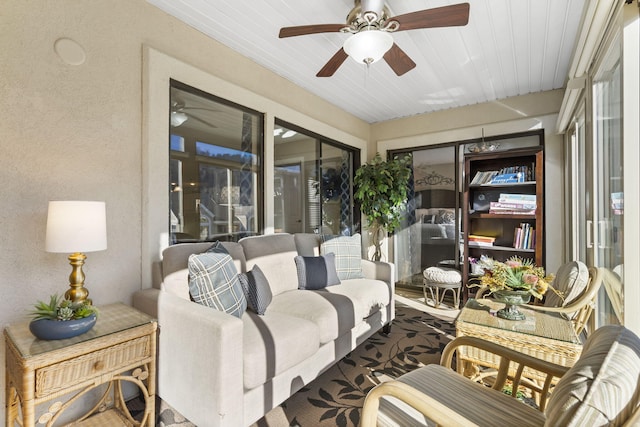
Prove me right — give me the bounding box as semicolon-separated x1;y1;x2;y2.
128;301;456;426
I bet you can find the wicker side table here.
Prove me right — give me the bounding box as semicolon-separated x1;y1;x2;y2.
5;303;157;427
454;298;581;406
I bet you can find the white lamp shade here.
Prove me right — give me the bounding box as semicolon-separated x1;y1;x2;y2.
343;30;394;65
46;201;107;253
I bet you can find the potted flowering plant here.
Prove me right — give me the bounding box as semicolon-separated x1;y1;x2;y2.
29;294;98;340
471;256;555;320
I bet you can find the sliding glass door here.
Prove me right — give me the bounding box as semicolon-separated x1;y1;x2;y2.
591;29;623;325
568;23;623;328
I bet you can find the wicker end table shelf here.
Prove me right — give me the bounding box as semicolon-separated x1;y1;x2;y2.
455;298;582;384
4;303;157;427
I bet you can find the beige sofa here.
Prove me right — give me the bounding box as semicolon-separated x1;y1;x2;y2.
133;233;395;427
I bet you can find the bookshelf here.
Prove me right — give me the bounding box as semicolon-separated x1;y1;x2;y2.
462;141;544;301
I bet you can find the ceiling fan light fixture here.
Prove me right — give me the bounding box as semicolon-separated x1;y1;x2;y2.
171;111;188;127
343;30;393;65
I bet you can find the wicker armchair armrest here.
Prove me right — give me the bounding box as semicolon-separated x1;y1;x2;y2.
441;336;569;407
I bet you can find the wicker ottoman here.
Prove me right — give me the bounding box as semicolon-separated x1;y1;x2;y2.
423;267;462;309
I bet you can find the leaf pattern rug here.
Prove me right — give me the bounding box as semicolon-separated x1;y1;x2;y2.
281;302;455;427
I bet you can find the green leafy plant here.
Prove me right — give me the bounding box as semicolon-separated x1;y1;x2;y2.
31;294;98;321
354;152;412;261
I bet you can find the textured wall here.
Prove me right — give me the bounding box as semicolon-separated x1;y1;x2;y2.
0;1;370;420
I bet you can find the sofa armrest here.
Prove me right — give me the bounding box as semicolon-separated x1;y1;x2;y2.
361;259;395;285
133;289;244;427
361;260;395;323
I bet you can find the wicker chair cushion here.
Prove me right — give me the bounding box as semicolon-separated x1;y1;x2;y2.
545;261;589;308
544;325;640;426
423;267;461;284
377;364;545;427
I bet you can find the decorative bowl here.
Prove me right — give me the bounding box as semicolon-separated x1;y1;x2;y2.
29;313;97;340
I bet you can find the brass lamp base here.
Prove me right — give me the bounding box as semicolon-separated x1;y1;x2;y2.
65;252;92;305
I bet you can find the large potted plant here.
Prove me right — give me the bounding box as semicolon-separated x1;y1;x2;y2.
354;152;411;261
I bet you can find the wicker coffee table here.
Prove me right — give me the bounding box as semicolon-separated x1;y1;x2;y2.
455;298;581;393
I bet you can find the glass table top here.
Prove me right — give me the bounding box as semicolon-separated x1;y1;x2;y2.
4;303;155;358
457;298;579;344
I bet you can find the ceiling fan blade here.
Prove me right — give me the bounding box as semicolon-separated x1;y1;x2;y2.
187;114;218;129
383;44;416;76
182;107;220;113
316;48;349;77
390;3;470;32
279;24;345;38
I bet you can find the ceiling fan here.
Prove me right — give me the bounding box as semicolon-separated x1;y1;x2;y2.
171;101;218;128
279;0;470;77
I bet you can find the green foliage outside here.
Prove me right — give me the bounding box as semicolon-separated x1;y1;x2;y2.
354;152;412;261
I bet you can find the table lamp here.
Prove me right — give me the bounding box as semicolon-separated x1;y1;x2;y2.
45;201;107;304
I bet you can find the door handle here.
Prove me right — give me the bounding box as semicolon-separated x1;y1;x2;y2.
586;220;594;248
598;220;608;249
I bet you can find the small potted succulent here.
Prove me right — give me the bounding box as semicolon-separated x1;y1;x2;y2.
29;294;98;340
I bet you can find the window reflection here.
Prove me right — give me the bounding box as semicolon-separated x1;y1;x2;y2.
274;122;358;235
169;81;262;243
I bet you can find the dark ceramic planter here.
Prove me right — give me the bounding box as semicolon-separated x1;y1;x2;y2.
29;313;97;340
493;290;532;321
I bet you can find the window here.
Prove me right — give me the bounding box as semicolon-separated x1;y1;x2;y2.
169;80;263;243
273;121;359;235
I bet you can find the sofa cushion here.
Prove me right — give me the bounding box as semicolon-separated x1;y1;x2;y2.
238;265;272;315
544;325;640;426
320;234;365;280
243;310;320;389
323;278;391;319
294;233;321;256
268;290;357;344
188;248;247;318
294;253;341;290
545;261;589;308
268;279;391;344
240;233;299;297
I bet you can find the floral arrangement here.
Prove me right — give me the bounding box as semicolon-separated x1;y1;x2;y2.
31;294;98;321
471;256;555;299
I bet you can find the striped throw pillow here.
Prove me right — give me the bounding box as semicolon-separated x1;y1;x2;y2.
238;265;272;315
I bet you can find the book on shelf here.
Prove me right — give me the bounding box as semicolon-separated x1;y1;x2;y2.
470;164;535;185
490;172;525;184
499;193;537;203
468;234;495;246
468;234;495;242
469;241;494;247
470;171;498;185
513;223;535;249
489;200;536;215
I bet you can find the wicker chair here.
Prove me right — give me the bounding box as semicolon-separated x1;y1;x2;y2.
361;325;640;427
475;262;603;336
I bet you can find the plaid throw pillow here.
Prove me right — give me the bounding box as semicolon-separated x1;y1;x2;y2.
320;234;365;280
188;248;247;318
